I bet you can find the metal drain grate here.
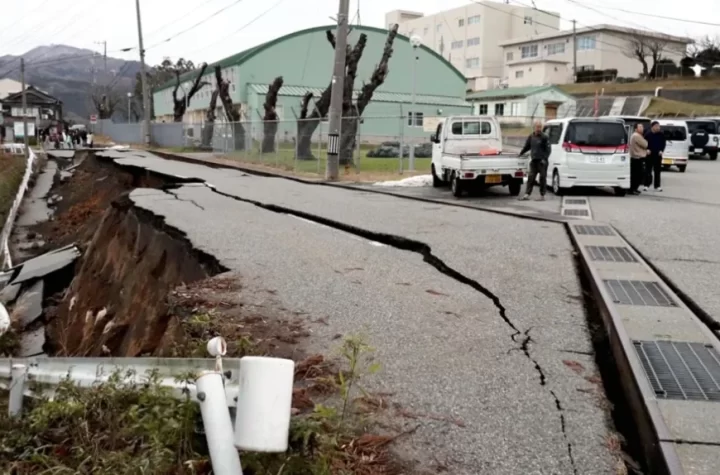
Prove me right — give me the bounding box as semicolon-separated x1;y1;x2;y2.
563;209;589;217
586;246;637;263
565;199;588;205
604;279;677;307
574;224;615;236
633;340;720;401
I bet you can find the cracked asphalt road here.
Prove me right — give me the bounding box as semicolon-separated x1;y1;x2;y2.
589;159;720;326
106;151;617;474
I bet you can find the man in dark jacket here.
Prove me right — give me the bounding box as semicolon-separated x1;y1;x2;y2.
644;121;667;191
518;120;551;201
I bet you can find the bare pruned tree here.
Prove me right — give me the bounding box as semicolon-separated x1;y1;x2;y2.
339;24;399;164
201;69;220;149
215;66;245;150
295;30;368;160
90;85;123;119
172;62;209;122
261;76;284;154
624;31;668;79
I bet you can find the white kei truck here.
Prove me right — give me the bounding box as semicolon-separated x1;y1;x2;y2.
430;116;528;197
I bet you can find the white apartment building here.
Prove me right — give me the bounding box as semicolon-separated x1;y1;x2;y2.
385;2;560;89
499;24;692;88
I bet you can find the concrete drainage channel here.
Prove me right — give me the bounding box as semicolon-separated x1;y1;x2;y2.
569;222;720;475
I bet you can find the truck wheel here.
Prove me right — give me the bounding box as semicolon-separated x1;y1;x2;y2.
431;164;443;187
552;170;565;196
710;151;718;161
508;179;522;196
678;165;687;173
451;175;464;197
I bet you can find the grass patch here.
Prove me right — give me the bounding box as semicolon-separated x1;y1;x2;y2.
0;152;27;225
558;77;720;96
644;97;720;117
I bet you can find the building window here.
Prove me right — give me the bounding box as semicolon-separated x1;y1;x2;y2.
468;15;481;24
547;42;565;55
467;37;480;46
407;111;424;127
436;24;441;32
521;44;538;58
524;16;533;25
577;35;597;50
451;40;464;50
510;102;522;116
506;52;514;61
515;70;524;78
495;104;505;116
466;57;479;68
478;104;488;115
458;18;464;27
579;65;595;71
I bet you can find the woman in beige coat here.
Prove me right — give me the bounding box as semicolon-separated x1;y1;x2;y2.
629;123;649;194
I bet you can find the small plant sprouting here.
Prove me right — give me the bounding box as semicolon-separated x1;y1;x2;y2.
338;333;382;420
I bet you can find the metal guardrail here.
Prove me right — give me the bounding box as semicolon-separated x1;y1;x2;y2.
1;338;296;475
0;143;37;270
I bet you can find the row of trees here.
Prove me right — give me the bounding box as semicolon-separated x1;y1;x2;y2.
623;33;720;79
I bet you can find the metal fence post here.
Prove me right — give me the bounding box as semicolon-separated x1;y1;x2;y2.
9;364;27;417
196;371;243;475
317;123;322;175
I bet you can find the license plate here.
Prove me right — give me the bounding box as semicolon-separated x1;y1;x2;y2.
485;174;502;184
694;148;704;153
662;159;672;165
588;156;605;164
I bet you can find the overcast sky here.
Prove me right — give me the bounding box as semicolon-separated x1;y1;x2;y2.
2;0;718;66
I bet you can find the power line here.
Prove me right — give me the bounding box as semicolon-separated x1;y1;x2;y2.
564;0;720;27
0;0;52;32
144;0;222;40
145;0;247;50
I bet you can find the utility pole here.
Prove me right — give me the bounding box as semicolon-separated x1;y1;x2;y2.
572;20;577;83
95;41;107;76
135;0;151;146
325;0;350;181
20;59;28;159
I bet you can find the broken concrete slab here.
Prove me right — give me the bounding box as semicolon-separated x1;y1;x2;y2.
0;282;21;305
18;326;45;356
8;244;81;286
13;280;44;328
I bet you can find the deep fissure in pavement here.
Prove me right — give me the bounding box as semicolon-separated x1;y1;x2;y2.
198;182;580;473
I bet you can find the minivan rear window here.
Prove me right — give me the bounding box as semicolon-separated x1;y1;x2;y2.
565;122;627;146
662;126;687;141
687;121;718;134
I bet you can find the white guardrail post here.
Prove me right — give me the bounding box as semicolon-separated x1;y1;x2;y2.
0;337;296;473
0;143;37;270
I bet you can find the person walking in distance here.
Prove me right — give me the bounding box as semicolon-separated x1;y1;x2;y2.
643;121;666;192
628;123;649;195
518;120;551;201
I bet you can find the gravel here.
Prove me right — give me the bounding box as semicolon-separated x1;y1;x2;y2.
117;155;618;474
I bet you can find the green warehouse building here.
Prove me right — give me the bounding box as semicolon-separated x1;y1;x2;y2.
151;25;472;146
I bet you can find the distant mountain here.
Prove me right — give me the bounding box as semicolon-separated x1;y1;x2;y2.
0;45;142;122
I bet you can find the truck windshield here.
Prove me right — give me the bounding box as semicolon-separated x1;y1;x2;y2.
687;121;718;134
662;126;687;141
566;122;627;146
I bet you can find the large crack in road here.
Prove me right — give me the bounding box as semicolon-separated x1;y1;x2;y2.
161;181;580;473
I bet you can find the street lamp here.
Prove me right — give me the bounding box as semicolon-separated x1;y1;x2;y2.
409;35;422;171
127;92;133;123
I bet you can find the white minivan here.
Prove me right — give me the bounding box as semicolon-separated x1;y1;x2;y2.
656;120;689;173
543;118;630;196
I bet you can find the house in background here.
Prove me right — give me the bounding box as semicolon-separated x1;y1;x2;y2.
0;86;63;142
385;2;560;91
498;24;692;85
466;85;575;126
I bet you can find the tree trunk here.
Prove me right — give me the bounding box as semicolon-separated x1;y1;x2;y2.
296;118;320;160
261;76;283;154
201;89;219;149
172;63;209;122
214;66;245;150
339;114;358;166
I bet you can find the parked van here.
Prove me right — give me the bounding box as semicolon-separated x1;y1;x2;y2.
604;115;651;138
657;120;689;172
687;118;720;160
543;117;630;196
431;115;527;197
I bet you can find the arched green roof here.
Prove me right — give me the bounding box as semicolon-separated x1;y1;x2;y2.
154;24;466;92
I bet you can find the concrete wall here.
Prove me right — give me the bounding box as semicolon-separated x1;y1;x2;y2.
470;88;576;125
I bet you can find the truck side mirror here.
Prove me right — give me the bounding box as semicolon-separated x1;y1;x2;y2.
430;134;438;143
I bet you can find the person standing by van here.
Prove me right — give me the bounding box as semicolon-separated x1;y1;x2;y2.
643;121;666;191
629;123;649;195
518;120;551;201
